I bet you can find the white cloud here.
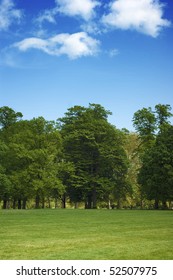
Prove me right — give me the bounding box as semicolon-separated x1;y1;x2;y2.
36;5;60;26
14;38;47;52
0;0;23;31
14;32;100;59
81;21;102;34
102;0;171;37
55;0;99;20
36;9;57;25
108;48;119;57
36;0;99;26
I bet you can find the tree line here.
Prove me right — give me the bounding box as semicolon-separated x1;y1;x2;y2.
0;103;173;210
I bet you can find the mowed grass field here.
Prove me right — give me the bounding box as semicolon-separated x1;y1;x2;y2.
0;209;172;260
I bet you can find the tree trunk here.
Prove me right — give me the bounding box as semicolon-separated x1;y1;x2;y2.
75;202;79;209
13;199;16;209
85;200;88;209
61;194;66;208
168;201;172;209
22;199;27;209
35;195;40;209
87;194;92;209
117;198;121;209
92;188;97;209
55;198;58;208
3;199;7;209
48;198;51;209
18;199;22;209
140;190;144;209
41;198;45;209
108;200;111;209
162;200;168;210
154;199;159;209
140;197;143;210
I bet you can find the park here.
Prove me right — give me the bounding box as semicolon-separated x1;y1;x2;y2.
0;105;173;260
1;0;172;263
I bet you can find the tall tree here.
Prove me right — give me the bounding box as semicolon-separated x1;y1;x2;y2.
59;104;128;209
132;107;156;150
0;106;23;129
155;104;173;129
138;124;173;209
0;141;12;209
122;131;142;208
0;116;63;209
133;104;173;209
23;117;63;208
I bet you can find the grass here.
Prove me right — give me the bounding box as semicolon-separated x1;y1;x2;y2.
0;209;173;260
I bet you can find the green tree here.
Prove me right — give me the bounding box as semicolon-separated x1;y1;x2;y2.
132;107;156;150
0;107;23;208
0;162;12;209
155;104;173;128
123;131;142;208
59;103;129;209
133;104;173;209
0;106;23;129
0;115;63;209
23;117;63;208
133;104;173;149
138;125;173;209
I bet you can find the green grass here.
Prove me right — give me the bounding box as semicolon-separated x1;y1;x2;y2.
0;209;173;260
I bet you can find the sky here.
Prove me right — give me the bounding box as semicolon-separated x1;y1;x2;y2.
0;0;173;131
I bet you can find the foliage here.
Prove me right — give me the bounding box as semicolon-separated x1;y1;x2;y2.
59;104;129;208
133;104;173;208
138;124;173;208
0;106;23;129
0;103;172;209
122;131;142;207
0;114;63;208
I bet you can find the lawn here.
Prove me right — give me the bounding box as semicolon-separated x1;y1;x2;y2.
0;209;172;260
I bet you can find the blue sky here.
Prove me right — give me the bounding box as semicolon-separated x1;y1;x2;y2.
0;0;173;131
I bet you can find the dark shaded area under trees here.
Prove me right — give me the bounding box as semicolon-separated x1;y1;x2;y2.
0;104;173;210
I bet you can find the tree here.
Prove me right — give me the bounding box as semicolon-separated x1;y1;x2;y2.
132;107;156;150
155;104;173;128
138;124;173;209
133;104;173;149
0;106;23;129
0;116;63;209
133;104;173;209
59;103;129;209
0;108;23;208
22;117;63;208
0;162;12;209
122;131;142;208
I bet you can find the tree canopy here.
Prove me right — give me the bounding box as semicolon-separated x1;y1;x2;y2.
0;104;173;210
133;104;173;209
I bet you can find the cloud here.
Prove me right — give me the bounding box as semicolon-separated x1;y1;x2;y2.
102;0;171;37
81;21;102;34
55;0;99;20
13;32;100;59
35;0;102;40
36;5;60;26
0;0;23;31
36;0;99;26
108;48;119;57
36;9;58;25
